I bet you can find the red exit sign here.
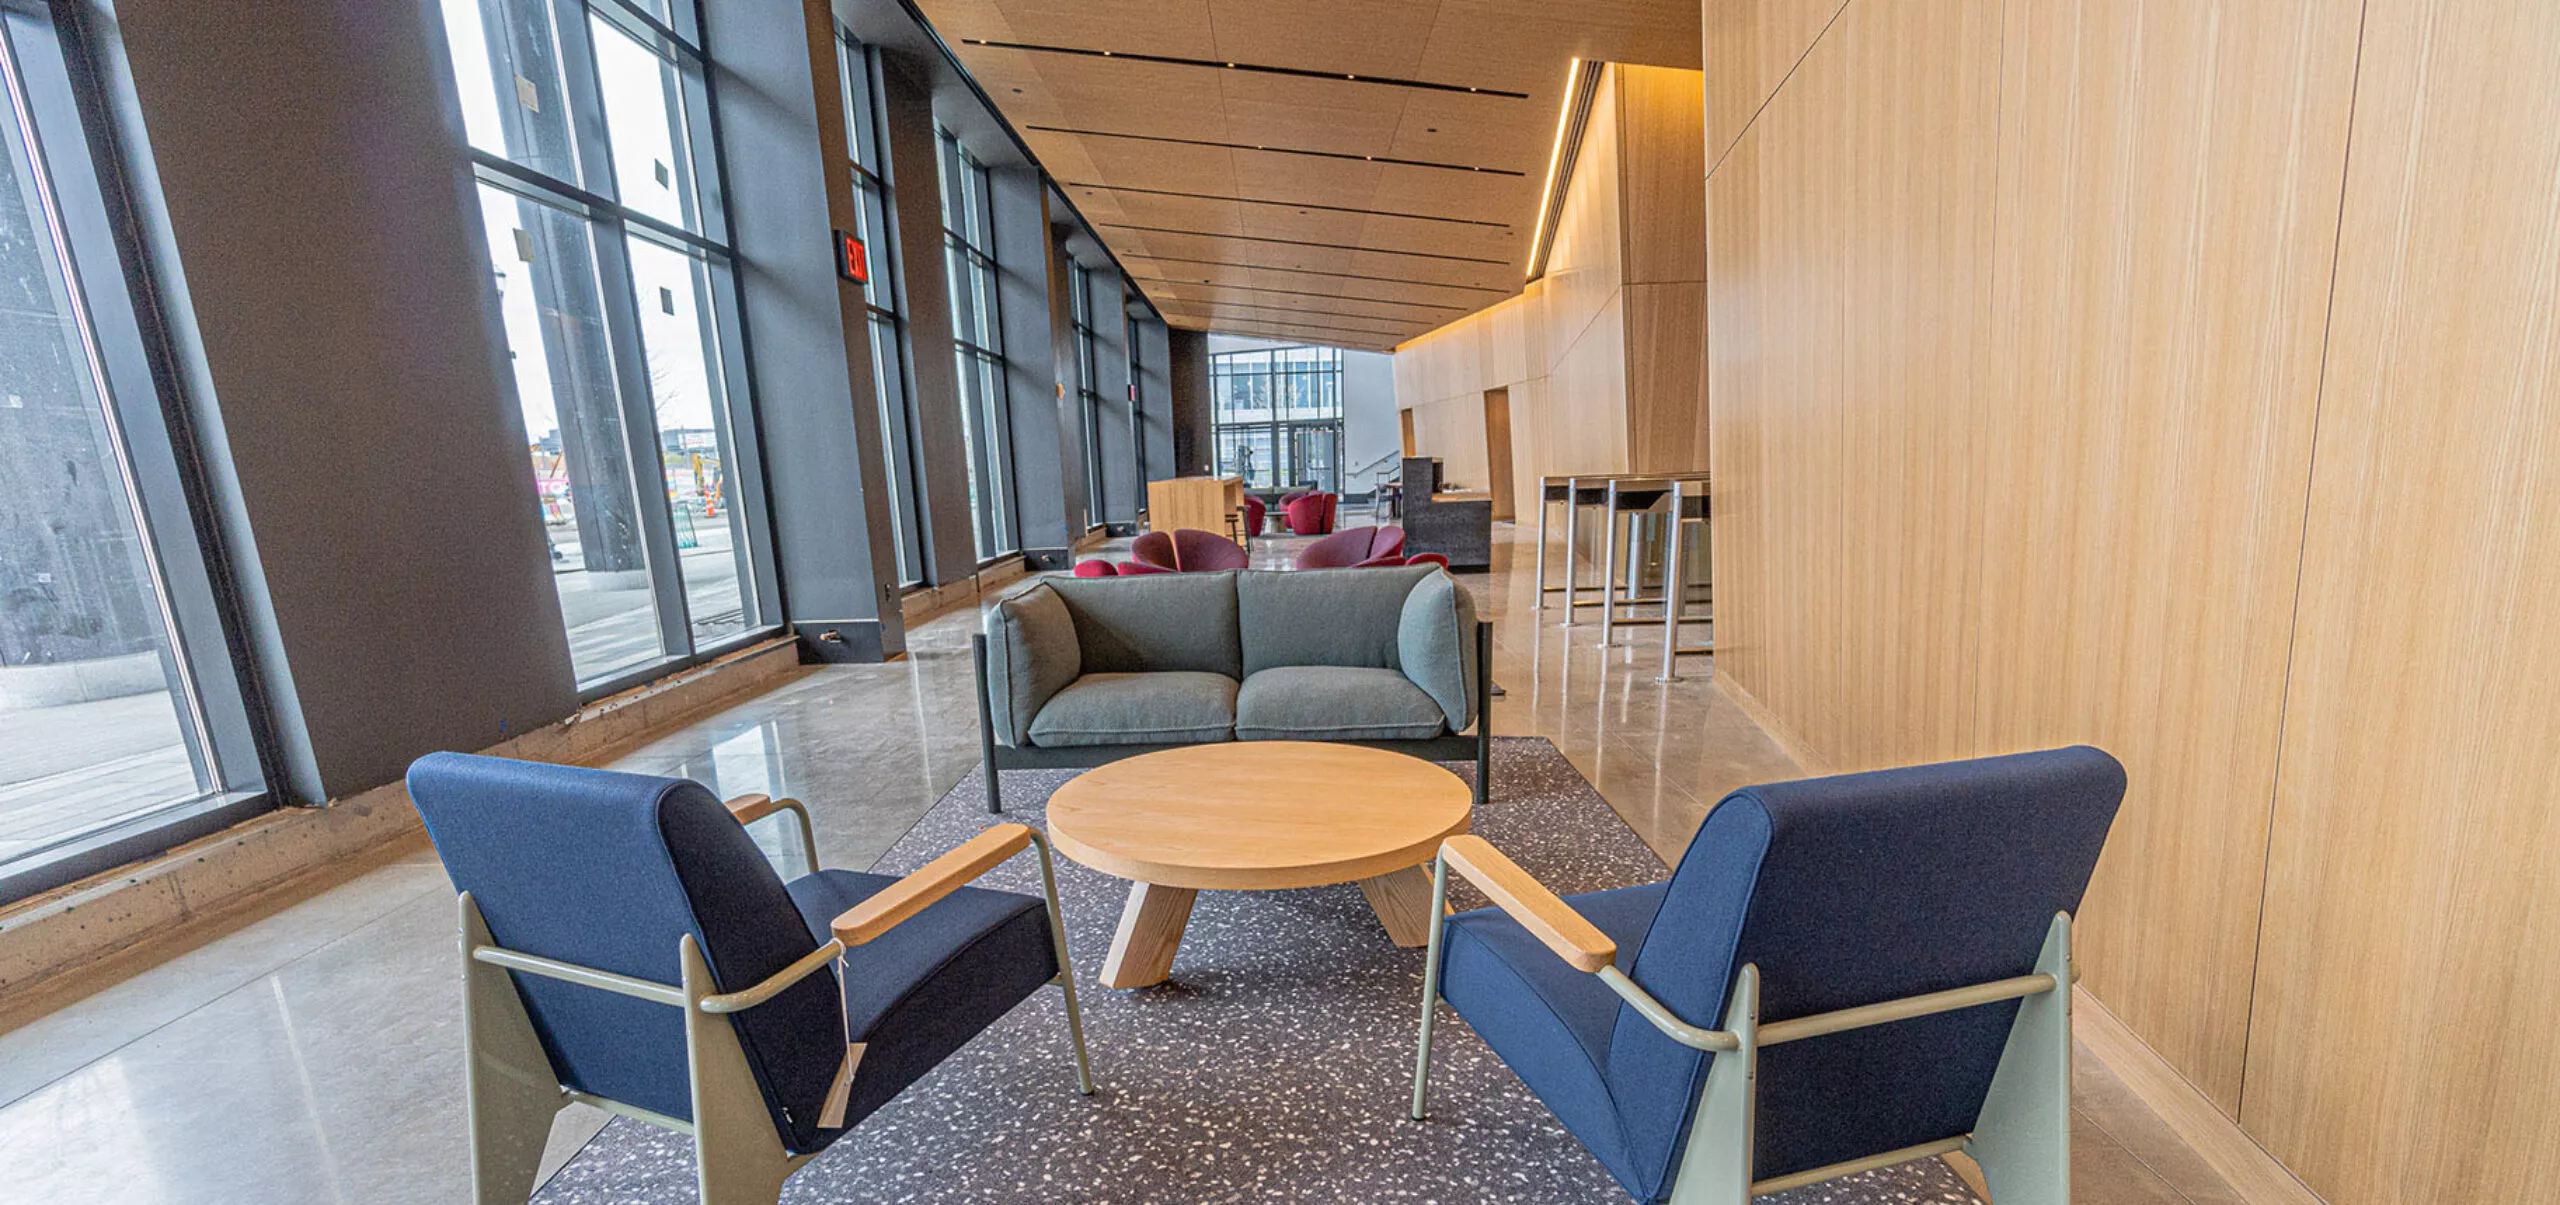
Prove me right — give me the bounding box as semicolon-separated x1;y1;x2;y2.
834;229;868;284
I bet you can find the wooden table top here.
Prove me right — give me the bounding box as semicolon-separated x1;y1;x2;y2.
1044;742;1473;890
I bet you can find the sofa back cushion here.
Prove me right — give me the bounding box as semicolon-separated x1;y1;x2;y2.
1050;570;1242;677
1235;565;1434;676
982;583;1082;745
1397;569;1480;729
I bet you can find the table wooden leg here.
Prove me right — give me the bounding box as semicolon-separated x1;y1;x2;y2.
1359;865;1443;948
1102;881;1197;988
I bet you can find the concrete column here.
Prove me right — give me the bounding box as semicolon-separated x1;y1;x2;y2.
876;55;977;583
702;0;904;660
108;0;577;800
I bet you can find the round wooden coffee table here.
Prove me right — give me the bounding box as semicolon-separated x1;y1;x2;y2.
1045;741;1473;989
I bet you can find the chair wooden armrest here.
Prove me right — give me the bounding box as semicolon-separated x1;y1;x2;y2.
1439;835;1618;972
725;793;786;825
832;824;1037;946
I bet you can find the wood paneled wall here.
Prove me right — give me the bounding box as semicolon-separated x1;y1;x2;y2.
1393;64;1708;500
1707;1;2560;1199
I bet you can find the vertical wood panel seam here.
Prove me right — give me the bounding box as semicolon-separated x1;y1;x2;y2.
2236;0;2375;1126
1705;0;1860;183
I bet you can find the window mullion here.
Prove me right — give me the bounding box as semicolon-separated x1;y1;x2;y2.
589;220;694;657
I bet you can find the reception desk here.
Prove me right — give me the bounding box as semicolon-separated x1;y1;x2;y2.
1401;457;1492;570
1147;476;1244;537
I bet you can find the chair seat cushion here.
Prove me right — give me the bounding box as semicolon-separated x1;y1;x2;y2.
1029;671;1239;747
1439;883;1670;1201
782;869;1059;1139
1234;665;1448;741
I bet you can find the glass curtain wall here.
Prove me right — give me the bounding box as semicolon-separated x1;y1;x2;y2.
0;0;265;894
437;0;769;687
936;130;1014;560
840;34;923;586
1126;301;1148;503
1069;262;1105;524
1210;345;1342;492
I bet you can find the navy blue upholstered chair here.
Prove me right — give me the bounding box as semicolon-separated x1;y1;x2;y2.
1412;747;2124;1204
408;753;1092;1205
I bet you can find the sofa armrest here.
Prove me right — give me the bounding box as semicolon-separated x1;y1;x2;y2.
1398;571;1482;730
981;583;1081;745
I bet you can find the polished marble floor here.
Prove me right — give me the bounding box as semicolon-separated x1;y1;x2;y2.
0;524;2240;1204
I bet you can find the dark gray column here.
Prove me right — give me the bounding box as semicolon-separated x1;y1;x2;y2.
987;166;1071;565
108;0;576;801
876;56;977;583
703;0;903;661
1152;321;1194;481
1167;325;1214;476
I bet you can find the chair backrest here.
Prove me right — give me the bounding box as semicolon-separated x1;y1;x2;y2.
408;753;846;1152
1071;558;1118;577
1129;529;1176;568
1284;493;1335;535
1295;526;1382;569
1371;525;1406;559
1171;527;1249;571
1242;495;1268;535
1605;747;2124;1188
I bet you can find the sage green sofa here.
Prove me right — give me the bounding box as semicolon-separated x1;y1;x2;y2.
973;564;1490;812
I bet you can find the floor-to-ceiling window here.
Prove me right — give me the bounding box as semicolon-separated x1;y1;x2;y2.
937;129;1014;560
1127;300;1150;504
841;33;922;586
1211;345;1342;492
1069;261;1106;524
437;0;771;687
0;0;266;898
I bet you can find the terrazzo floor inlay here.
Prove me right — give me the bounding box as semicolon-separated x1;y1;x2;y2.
533;739;1982;1204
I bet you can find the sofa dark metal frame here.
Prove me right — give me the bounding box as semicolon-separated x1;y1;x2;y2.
972;620;1495;814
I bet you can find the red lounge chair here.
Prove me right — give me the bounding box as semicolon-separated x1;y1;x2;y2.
1071;559;1117;577
1129;530;1177;570
1241;495;1267;537
1295;525;1405;569
1283;492;1338;536
1171;528;1249;571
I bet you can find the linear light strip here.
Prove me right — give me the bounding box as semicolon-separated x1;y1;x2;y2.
1064;183;1508;229
1117;252;1511;293
1525;58;1599;282
959;40;1529;99
1129;277;1470;312
1026;125;1524;177
1102;223;1510;266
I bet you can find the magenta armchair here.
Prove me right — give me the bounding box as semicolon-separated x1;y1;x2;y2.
1294;525;1405;569
1241;496;1267;537
1170;528;1250;571
1129;530;1176;570
1283;492;1338;536
1071;559;1117;578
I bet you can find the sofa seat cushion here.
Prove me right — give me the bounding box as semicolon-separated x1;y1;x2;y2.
1028;671;1239;747
1234;665;1448;741
782;869;1057;1140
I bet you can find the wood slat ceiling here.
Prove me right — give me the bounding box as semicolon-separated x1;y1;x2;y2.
914;0;1701;351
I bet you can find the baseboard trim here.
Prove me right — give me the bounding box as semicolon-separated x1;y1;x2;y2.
2074;987;2327;1205
1710;673;1828;775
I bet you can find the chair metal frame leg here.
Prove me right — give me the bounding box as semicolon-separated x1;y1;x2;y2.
1409;854;1454;1120
1965;913;2074;1204
1032;832;1099;1095
974;633;1004;814
460;893;567;1205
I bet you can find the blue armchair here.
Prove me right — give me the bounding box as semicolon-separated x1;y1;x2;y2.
1412;747;2124;1204
407;753;1093;1205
